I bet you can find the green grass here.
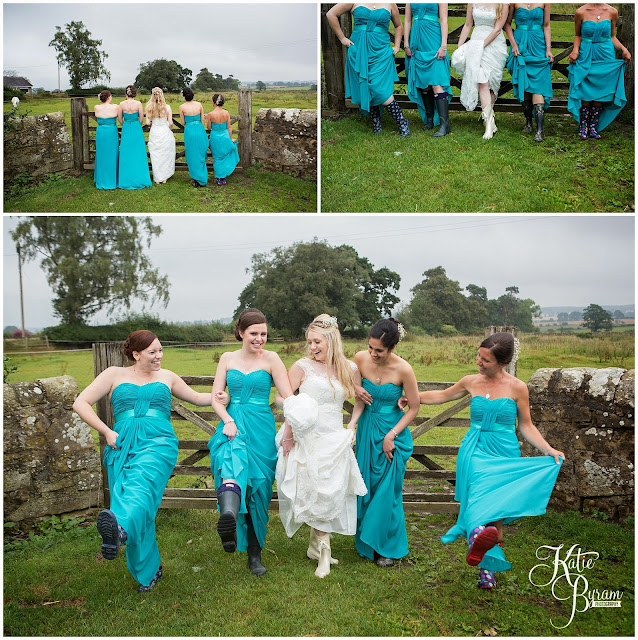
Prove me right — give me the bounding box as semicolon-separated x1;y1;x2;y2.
3;166;317;213
321;10;634;213
3;508;634;636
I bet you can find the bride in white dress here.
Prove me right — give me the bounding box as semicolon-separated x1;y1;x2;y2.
452;3;509;139
145;87;175;183
276;314;368;578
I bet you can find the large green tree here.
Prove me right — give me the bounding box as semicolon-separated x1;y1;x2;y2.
11;217;170;325
400;267;485;334
192;68;218;91
48;21;110;90
582;304;613;332
135;59;192;92
486;287;540;332
235;241;400;333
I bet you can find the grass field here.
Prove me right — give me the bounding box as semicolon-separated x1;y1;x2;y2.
321;9;634;213
3;508;634;636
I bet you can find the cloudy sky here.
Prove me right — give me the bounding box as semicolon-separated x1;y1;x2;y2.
3;2;317;89
3;215;635;330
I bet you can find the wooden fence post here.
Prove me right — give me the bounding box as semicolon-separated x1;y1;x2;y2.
70;97;87;171
93;342;128;508
619;5;634;110
238;89;252;169
484;326;518;377
321;4;351;112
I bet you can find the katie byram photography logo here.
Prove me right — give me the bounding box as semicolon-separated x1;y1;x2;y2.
528;543;623;629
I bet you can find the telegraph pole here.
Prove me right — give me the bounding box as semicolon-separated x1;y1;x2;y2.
17;244;27;348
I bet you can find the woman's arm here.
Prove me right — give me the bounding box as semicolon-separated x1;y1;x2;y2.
515;382;564;463
382;363;419;462
178;104;185;126
211;354;237;439
483;5;509;48
168;370;212;406
138;102;144;124
117;103;123;125
457;4;474;48
72;367;119;448
353;351;373;405
568;10;583;63
326;4;355;47
543;4;554;61
347;367;364;442
404;4;412;56
504;4;518;55
167;105;173;128
279;362;304;454
199;103;206;127
391;4;403;55
226;111;235;141
438;4;448;58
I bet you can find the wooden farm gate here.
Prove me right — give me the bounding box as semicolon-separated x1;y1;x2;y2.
70;90;253;175
322;5;631;115
93;342;468;515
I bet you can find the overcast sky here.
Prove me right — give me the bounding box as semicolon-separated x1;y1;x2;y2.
3;215;635;330
3;2;317;89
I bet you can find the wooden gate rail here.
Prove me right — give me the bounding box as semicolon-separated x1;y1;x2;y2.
93;343;465;515
70;89;252;173
324;5;627;115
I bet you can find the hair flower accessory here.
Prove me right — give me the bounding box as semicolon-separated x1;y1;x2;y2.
397;323;406;341
316;316;338;328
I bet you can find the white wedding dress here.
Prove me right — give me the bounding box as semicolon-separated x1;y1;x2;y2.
276;358;367;537
452;4;508;111
147;118;175;183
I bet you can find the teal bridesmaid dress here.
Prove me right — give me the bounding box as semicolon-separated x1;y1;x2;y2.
94;117;119;189
118;112;151;189
183;114;209;186
355;379;413;560
208;370;277;551
567;20;626;130
405;3;452;126
209;122;239;179
442;396;562;573
506;7;553;108
103;382;178;587
345;6;399;115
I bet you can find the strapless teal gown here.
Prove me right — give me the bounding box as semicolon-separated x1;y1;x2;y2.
355;379;413;560
567;20;626;130
441;396;562;573
94;117;119;189
183;114;209;186
118;112;151;189
103;382;178;586
209;122;239;179
208;370;276;550
345;6;399;115
506;7;553;108
405;3;452;126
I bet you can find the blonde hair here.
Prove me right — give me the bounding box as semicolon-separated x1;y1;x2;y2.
145;87;168;120
495;4;505;20
305;314;356;399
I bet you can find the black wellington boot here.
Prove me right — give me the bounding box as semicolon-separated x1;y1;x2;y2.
216;482;241;553
533;104;545;142
246;513;266;576
432;95;451;137
421;88;435;130
522;99;533;132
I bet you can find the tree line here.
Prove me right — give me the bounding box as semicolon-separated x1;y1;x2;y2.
10;217;621;336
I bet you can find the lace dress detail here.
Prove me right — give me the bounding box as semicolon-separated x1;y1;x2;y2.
452;4;507;111
276;358;367;537
148;118;176;183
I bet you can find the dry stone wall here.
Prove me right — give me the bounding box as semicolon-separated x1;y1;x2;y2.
3;376;101;525
3;112;73;181
252;108;317;178
526;367;634;520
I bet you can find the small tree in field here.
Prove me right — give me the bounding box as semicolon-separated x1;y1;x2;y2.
256;81;267;92
582;304;613;333
48;21;110;90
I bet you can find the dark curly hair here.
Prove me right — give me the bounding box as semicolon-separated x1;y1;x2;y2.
182;87;194;101
122;330;158;361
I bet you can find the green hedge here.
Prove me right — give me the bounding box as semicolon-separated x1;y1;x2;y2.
43;314;231;345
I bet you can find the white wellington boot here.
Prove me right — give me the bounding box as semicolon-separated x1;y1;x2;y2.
482;104;497;140
314;532;332;578
307;528;338;565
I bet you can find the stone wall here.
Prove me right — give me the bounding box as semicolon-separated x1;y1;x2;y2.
3;112;73;182
526;367;634;520
3;376;101;525
252;108;317;178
